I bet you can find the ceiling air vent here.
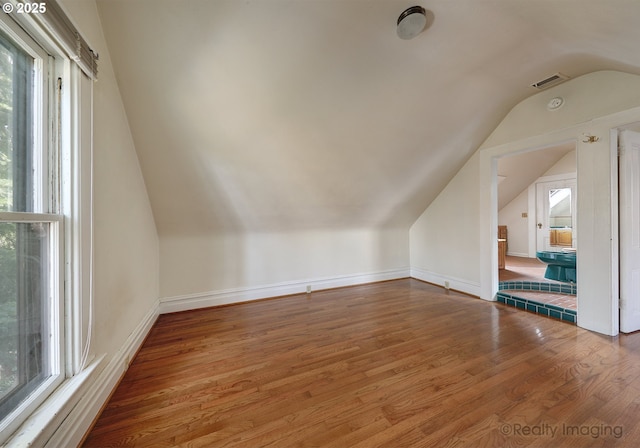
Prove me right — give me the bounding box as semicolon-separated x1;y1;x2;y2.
531;72;570;90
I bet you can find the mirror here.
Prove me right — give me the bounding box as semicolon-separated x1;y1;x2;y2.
549;187;572;246
549;188;571;228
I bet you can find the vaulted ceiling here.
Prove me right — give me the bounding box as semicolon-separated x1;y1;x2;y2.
95;0;640;236
497;142;575;210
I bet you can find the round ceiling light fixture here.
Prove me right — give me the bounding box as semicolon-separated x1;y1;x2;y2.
397;6;433;40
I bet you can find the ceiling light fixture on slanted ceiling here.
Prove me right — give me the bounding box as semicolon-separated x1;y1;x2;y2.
397;6;434;40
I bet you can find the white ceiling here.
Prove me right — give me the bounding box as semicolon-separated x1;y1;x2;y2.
95;0;640;235
497;142;575;210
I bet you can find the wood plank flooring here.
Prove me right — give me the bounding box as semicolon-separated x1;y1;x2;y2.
83;279;640;447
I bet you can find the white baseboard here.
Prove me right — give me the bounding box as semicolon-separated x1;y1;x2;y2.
410;267;481;297
41;302;159;448
159;268;411;314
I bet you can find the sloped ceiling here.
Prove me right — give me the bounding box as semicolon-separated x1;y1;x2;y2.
95;0;640;235
497;142;575;210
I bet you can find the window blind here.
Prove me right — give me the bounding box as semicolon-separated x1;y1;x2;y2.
9;0;98;79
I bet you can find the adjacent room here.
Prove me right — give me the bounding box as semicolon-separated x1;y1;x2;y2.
2;0;640;446
496;143;578;319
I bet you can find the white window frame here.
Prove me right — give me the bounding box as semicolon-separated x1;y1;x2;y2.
0;5;94;445
0;215;64;439
0;17;65;439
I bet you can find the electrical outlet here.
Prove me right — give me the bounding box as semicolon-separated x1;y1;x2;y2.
306;285;312;293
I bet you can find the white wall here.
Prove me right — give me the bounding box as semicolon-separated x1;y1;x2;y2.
498;189;529;257
544;149;577;177
411;70;640;336
410;152;481;295
60;0;159;369
160;227;409;311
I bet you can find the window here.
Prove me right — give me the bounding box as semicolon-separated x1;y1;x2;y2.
0;3;97;443
0;20;63;437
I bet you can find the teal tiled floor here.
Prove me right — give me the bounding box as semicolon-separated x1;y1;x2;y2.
499;256;577;324
497;291;576;324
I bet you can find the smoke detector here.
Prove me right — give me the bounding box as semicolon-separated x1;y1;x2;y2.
547;97;564;110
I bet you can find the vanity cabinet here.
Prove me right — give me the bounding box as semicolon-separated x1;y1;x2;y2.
550;229;572;247
498;226;507;251
498;226;507;240
498;239;506;270
498;226;507;270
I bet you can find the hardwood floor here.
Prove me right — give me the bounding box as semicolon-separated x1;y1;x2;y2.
499;256;548;282
83;279;640;447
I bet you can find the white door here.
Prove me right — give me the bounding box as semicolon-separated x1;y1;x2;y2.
536;180;577;252
619;130;640;333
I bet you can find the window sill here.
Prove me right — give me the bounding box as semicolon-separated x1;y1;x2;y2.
4;355;105;448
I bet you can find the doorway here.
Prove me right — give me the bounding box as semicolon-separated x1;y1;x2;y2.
495;141;578;321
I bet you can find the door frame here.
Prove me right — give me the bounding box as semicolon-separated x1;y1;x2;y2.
534;176;577;253
481;133;620;335
479;108;640;337
617;127;640;333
